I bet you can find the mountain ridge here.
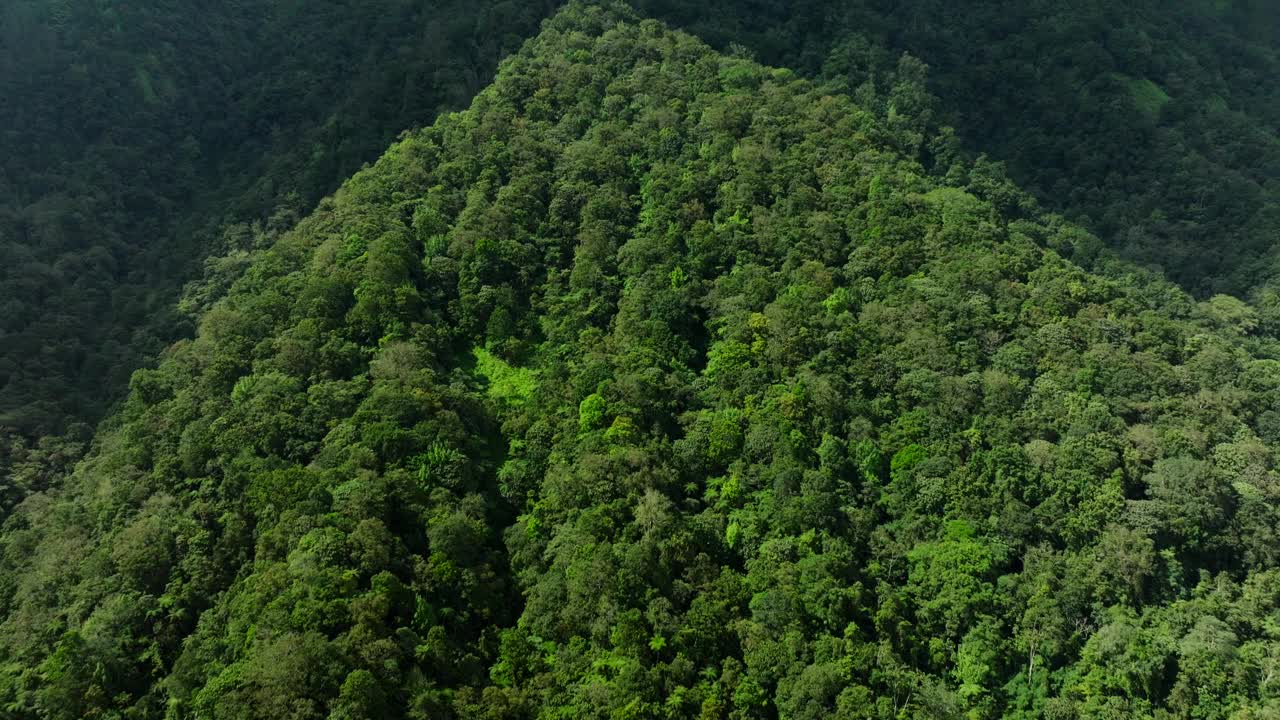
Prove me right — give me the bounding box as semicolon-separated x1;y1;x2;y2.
4;3;1280;719
7;0;1280;492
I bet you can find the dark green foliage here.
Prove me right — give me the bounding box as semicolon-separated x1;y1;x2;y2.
633;0;1280;299
5;5;1280;718
0;0;556;463
8;0;1280;536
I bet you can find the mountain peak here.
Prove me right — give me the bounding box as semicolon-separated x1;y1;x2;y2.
3;5;1280;719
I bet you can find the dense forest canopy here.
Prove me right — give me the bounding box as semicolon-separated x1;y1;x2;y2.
5;3;1280;718
637;0;1280;302
5;0;1280;476
0;0;555;450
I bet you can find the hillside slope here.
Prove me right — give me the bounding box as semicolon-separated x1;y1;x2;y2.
6;4;1280;719
641;0;1280;299
0;0;553;458
7;0;1280;491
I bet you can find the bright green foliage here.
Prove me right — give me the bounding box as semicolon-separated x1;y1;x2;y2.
578;393;608;433
473;347;538;406
1116;74;1172;120
3;4;1280;720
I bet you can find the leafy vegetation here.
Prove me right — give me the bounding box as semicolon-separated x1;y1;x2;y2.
8;0;1280;464
642;0;1280;299
6;4;1280;718
473;347;539;407
0;0;555;454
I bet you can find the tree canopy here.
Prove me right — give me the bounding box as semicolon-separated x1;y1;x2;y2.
5;4;1280;718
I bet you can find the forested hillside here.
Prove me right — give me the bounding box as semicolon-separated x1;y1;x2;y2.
0;0;554;456
7;5;1280;717
6;0;1280;468
643;0;1280;296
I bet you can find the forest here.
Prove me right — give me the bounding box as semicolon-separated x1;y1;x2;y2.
2;0;1280;718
